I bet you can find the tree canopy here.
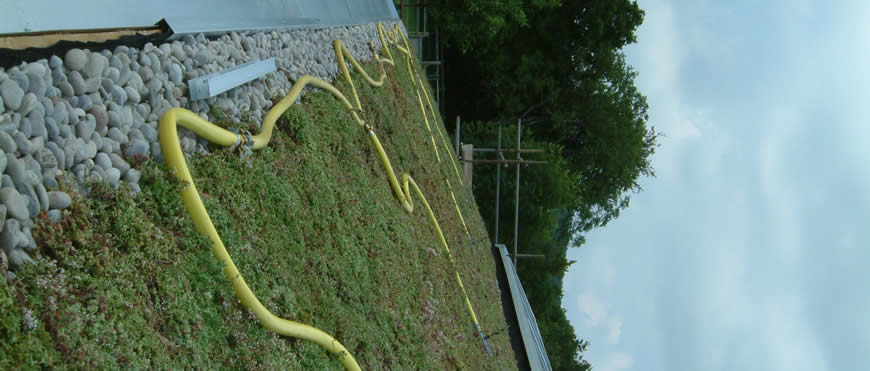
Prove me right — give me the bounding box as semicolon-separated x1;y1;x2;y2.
418;1;655;369
436;0;657;233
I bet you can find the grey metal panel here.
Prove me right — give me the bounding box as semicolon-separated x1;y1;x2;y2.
163;16;320;38
497;244;553;371
0;0;398;35
0;0;162;33
298;0;352;21
189;58;277;101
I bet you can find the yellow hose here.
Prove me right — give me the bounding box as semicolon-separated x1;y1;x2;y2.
367;24;491;356
383;24;476;249
159;22;491;370
159;110;361;370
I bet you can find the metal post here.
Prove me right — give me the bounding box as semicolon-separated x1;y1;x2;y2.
494;123;502;245
513;119;521;265
471;148;546;153
455;116;461;156
463;159;547;164
515;254;546;259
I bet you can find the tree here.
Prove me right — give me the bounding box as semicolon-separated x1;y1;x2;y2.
542;51;659;232
422;1;655;369
438;0;656;233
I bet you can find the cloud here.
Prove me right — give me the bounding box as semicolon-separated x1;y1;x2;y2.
566;1;870;371
758;106;802;265
577;294;624;347
599;352;634;371
606;316;623;345
577;294;607;327
757;293;828;371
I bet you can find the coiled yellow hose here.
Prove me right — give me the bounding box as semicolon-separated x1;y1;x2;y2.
158;22;489;370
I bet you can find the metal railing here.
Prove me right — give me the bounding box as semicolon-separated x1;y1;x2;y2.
496;243;553;371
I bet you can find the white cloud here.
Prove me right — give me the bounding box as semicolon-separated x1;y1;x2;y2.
598;352;635;371
663;105;702;143
758;106;802;265
577;294;607;327
567;2;870;371
577;294;622;345
759;293;828;371
606;316;623;345
625;0;720;183
576;293;624;346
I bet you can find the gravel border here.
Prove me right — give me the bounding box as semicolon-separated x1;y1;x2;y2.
0;21;405;273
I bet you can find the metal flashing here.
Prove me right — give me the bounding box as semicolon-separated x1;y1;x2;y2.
188;58;277;101
0;0;400;36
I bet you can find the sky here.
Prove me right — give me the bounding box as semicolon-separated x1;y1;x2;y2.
562;1;870;370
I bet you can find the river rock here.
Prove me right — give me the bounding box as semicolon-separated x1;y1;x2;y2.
0;188;28;220
36;148;58;171
0;132;15;153
43;171;58;190
29;136;44;154
77;114;96;138
49;55;63;69
108;127;127;144
94;152;111;170
9;71;28;93
47;191;71;210
53;101;68;124
26;73;46;96
1;219;21;251
46;142;65;171
109;153;130;174
65;49;88;71
5;153;27;186
125;86;140;104
7;248;34;268
105;167;121;186
0;79;24;111
171;43;186;60
45;117;59;140
169;64;183;84
110;85;127;105
90;105;108;133
28;112;46;138
83;53;107;78
18;93;38;116
47;209;62;224
107;67;120;83
70;71;86;95
138;66;154;82
19;183;39;218
58;81;74;97
124;168;141;184
125;138;149;157
13;132;31;155
34;183;49;211
84;77;101;94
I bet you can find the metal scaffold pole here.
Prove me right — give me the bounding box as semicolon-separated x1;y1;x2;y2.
494;123;502;244
513;119;521;266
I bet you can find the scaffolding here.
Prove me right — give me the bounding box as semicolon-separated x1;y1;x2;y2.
396;1;444;115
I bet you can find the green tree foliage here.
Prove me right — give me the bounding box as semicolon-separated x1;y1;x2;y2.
430;0;560;54
460;123;590;369
420;1;654;369
436;0;656;233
